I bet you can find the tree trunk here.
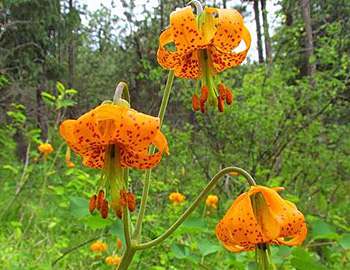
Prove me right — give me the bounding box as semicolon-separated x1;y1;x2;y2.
68;0;75;89
260;0;272;64
222;0;227;9
300;0;316;89
160;0;164;31
253;0;264;63
37;72;48;141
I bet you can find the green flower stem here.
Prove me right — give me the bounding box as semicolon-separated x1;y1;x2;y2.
39;142;65;206
123;206;132;248
134;166;256;250
189;0;203;15
132;70;175;240
113;82;130;104
117;246;136;270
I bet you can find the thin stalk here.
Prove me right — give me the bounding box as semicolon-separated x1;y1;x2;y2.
135;166;256;250
22;142;65;238
123;206;132;248
132;70;174;240
117;246;136;270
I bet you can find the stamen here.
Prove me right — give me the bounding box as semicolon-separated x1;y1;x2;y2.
192;93;200;111
116;209;123;219
225;89;234;105
101;199;109;219
200;86;209;103
127;192;136;212
120;189;127;208
89;195;97;213
200;102;206;113
218;83;226;100
218;97;225;112
97;190;105;211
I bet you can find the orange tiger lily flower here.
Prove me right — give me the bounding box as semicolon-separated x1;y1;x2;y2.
169;192;186;206
60;103;169;219
157;5;251;112
38;143;54;158
206;194;219;210
216;185;307;252
60;104;169;170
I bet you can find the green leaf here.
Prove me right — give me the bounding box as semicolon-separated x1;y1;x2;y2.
110;219;125;246
56;81;66;94
186;253;200;263
284;193;300;203
182;217;206;229
172;244;189;259
197;239;221;256
42;97;54;106
65;89;78;95
56;99;77;109
312;220;339;240
41;91;56;100
291;257;327;270
175;217;207;235
69;197;90;219
291;247;327;270
85;215;112;229
339;234;350;249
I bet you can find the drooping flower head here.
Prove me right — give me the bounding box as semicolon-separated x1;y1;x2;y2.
38;143;54;158
216;185;307;252
157;3;251;113
90;241;108;252
169;192;186;206
206;194;219;210
60;102;169;219
106;255;121;265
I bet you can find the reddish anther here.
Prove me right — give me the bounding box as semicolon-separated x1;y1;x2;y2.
200;102;206;114
89;195;97;213
218;83;226;100
127;192;136;212
218;97;225;112
101;199;109;219
225;89;234;105
200;86;209;103
192;93;200;111
97;190;105;211
120;189;127;208
116;209;123;219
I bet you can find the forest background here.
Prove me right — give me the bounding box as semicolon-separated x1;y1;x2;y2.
1;0;350;269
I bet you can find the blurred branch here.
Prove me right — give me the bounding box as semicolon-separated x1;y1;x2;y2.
0;142;31;222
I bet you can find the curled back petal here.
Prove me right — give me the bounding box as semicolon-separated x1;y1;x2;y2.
207;7;244;52
277;221;307;246
209;25;251;73
170;6;206;53
157;28;183;70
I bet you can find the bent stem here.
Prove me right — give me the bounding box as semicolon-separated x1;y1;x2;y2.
132;70;174;240
135;166;256;250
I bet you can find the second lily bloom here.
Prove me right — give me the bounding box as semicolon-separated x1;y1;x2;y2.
157;5;251;113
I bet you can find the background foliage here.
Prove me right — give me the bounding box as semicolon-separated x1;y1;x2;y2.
1;0;350;269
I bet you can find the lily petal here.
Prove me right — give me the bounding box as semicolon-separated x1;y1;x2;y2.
207;7;244;52
209;25;251;73
170;6;206;53
157;28;183;70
